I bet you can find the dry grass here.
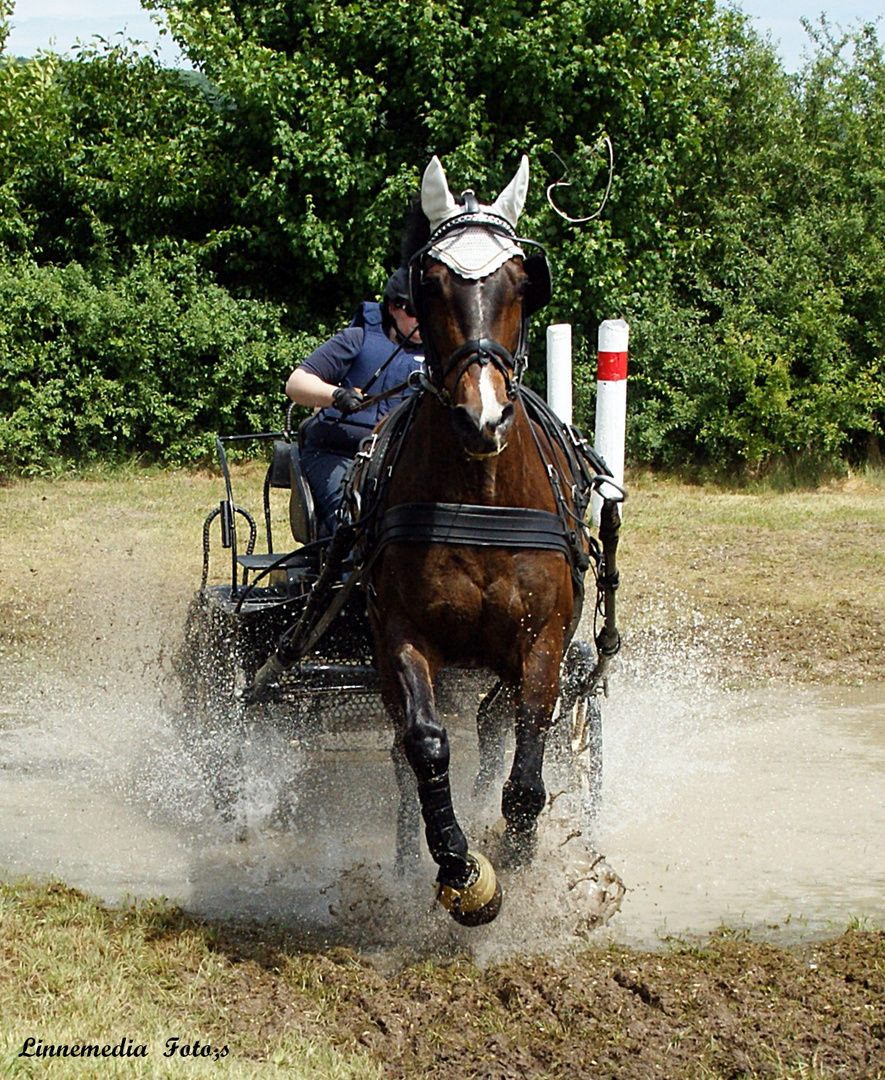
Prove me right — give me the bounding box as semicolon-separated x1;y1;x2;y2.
621;469;885;686
3;464;884;687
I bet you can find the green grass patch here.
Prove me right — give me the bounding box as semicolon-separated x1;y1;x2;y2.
0;879;383;1080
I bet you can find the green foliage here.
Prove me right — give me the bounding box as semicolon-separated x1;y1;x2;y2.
0;250;317;472
0;0;883;473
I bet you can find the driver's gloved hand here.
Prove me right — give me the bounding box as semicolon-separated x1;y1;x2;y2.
332;386;366;415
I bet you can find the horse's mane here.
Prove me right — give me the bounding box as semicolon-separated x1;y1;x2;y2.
399;193;429;266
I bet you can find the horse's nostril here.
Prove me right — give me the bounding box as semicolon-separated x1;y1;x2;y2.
486;401;514;438
452;404;478;439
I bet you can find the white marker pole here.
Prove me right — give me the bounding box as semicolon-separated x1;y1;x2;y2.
546;323;572;426
592;319;629;525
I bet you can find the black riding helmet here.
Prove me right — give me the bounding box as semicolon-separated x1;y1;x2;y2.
382;265;420;346
383;266;414;314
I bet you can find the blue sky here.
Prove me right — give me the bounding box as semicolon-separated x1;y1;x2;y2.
4;0;883;72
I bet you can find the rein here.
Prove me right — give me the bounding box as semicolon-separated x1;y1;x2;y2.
344;372;419;416
325;322;424;429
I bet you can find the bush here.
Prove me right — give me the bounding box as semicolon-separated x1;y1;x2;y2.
0;250;318;472
1;4;883;474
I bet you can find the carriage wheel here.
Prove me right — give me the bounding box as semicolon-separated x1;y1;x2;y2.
550;690;603;830
177;592;251;831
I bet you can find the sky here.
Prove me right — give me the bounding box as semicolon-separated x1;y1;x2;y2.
4;0;884;72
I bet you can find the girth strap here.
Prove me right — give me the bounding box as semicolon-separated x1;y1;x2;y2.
376;502;573;559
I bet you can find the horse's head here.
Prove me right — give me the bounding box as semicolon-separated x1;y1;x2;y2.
410;156;551;458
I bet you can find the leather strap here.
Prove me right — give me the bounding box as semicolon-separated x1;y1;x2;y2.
375;502;574;559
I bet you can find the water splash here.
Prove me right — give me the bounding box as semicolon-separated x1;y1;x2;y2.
2;585;883;961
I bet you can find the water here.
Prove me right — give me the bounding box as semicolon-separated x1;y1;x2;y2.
595;678;885;946
1;606;883;956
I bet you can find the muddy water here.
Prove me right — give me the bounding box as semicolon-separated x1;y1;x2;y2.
595;677;885;947
1;614;883;956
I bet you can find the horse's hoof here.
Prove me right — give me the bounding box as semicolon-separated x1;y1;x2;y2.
437;853;502;926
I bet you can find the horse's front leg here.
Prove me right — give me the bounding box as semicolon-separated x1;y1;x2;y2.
382;640;502;925
500;635;563;868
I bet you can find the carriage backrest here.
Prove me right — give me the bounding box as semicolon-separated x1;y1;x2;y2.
268;437;318;546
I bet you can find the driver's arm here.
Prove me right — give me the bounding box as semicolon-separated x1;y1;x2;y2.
285;368;337;409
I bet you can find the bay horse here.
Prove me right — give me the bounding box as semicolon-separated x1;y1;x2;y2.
363;155;592;924
245;155;611;926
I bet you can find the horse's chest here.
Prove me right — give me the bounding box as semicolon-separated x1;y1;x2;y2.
386;546;566;648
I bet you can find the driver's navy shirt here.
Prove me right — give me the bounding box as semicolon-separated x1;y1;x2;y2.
300;302;424;456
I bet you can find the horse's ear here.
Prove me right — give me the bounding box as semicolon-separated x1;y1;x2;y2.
422;156;459;230
491;155;530;226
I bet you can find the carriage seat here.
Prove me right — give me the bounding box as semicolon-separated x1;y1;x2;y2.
233;434;319;587
271;431;319;547
235;429;317;570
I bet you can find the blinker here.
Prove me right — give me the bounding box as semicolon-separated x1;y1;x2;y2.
522;251;553;316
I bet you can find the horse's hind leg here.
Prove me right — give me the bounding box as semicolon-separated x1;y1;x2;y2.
500;638;562;868
391;734;421;876
474;680;511;799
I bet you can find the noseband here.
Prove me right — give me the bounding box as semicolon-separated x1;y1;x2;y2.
436;337;521;405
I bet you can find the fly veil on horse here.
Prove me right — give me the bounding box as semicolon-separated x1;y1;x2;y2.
247;155;624;926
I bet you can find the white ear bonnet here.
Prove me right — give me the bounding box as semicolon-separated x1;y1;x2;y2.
420;155;529;279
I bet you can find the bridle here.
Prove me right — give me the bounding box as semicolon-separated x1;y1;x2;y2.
441;337;522;403
408;201;551;408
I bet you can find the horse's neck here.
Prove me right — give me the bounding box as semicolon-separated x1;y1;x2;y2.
391;397;553;510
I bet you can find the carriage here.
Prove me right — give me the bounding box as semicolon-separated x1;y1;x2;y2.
179;155;627;926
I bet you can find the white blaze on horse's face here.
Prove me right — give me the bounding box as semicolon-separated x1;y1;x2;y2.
478;363;503;434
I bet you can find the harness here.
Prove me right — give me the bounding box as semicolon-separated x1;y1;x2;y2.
269;210;609;665
376;503;574;559
267;383;612;667
351;387;608;633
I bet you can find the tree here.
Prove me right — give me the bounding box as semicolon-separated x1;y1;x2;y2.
1;0;882;471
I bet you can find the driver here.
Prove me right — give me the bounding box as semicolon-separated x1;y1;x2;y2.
286;267;424;536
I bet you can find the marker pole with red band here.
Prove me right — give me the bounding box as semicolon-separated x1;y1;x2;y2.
546;323;572;426
592;318;629;525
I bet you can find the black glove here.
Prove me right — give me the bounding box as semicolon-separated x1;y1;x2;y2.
331;386;366;416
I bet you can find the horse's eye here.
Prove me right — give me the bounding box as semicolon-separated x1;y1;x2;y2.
422;274;444;297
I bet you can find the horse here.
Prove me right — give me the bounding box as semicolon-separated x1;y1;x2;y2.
361;155;599;925
246;154;613;926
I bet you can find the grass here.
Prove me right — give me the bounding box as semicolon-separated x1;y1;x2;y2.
621;470;885;684
2;464;884;685
1;468;883;1077
0;880;383;1080
1;880;882;1080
